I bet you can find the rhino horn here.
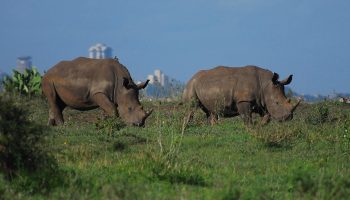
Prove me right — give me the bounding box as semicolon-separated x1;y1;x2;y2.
291;99;301;113
280;75;293;85
144;109;153;119
272;73;279;84
137;80;150;90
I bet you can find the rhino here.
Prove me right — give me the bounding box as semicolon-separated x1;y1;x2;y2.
182;65;300;124
41;57;152;126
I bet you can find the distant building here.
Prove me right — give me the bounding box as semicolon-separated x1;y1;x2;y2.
89;43;113;59
147;69;169;87
16;56;32;72
143;69;183;98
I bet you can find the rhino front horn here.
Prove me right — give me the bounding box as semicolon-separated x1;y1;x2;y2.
137;80;150;90
291;99;301;113
145;109;153;119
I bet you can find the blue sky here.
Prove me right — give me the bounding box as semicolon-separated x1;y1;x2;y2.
0;0;349;95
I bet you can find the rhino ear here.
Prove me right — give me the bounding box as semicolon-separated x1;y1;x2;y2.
272;73;279;84
123;78;132;89
137;80;150;90
280;75;293;85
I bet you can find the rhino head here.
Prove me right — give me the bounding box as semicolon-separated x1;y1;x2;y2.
117;78;153;126
263;73;300;121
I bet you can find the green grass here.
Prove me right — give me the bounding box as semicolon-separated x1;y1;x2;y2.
1;97;350;199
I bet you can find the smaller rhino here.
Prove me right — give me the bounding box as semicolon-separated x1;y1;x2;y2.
182;65;300;125
42;57;152;126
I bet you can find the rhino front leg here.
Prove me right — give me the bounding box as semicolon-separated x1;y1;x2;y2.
92;93;117;116
261;114;270;125
208;113;218;125
237;102;252;125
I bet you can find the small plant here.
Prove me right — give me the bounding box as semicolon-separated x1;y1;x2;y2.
222;182;241;200
250;122;302;150
95;116;126;134
145;106;209;186
2;67;42;96
305;102;330;125
288;165;316;195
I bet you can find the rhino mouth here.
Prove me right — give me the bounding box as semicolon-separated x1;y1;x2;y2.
133;122;145;127
276;113;293;122
131;109;153;127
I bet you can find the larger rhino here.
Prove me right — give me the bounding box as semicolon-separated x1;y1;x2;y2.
42;57;152;126
182;65;300;124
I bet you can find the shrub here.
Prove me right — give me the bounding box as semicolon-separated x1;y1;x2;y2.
2;67;42;96
0;95;61;194
288;165;350;199
305;102;331;125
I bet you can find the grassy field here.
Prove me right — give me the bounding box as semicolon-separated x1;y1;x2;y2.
1;96;350;199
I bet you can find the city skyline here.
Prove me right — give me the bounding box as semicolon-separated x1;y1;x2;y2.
1;0;350;95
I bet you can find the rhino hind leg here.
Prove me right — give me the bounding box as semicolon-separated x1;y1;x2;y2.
48;106;64;126
42;82;65;126
237;102;253;125
92;93;117;116
208;113;218;125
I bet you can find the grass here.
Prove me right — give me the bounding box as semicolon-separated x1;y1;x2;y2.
1;96;350;199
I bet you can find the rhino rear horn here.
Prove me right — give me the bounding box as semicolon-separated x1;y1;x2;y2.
272;73;279;84
280;75;293;85
137;80;150;90
123;78;132;89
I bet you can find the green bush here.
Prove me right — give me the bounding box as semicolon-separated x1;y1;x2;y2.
288;165;350;199
305;102;331;125
0;95;62;194
2;67;42;96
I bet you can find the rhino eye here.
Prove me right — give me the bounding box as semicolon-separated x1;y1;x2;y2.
275;102;279;105
128;107;132;112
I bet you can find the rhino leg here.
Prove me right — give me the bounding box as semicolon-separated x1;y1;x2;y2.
237;102;252;125
47;98;65;126
184;110;194;127
92;93;117;116
42;82;65;126
260;114;270;125
47;109;63;125
208;113;218;125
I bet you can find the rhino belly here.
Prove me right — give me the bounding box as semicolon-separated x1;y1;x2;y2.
54;84;97;109
197;87;237;115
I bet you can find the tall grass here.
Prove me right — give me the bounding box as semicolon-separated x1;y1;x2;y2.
1;97;350;199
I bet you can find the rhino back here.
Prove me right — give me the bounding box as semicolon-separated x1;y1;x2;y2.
193;66;262;112
43;57;124;108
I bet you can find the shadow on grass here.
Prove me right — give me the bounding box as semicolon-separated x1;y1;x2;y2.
113;132;148;152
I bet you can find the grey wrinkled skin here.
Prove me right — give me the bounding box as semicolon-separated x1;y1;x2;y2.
42;57;152;126
182;65;300;125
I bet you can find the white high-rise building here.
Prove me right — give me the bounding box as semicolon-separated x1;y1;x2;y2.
147;74;155;84
161;73;169;87
16;56;32;72
154;69;161;83
89;43;113;59
147;69;169;87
